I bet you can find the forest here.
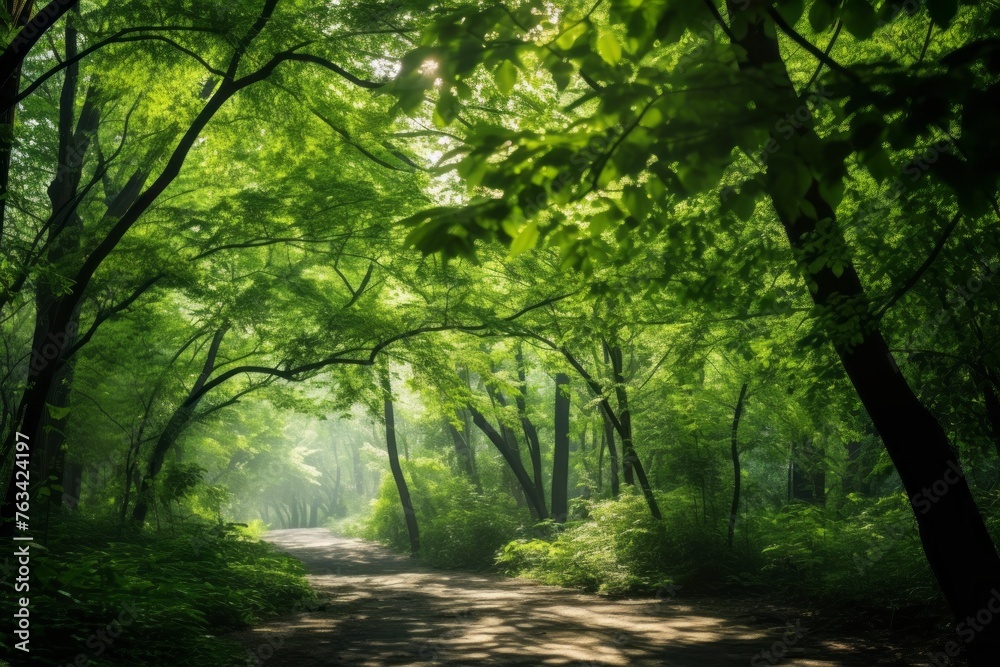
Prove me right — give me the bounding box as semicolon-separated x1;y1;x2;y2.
1;0;999;665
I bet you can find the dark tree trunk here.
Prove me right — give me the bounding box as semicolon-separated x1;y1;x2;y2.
514;345;546;510
604;342;635;484
132;325;227;524
61;461;82;510
601;409;620;496
0;0;40;236
728;383;748;549
551;373;570;522
548;343;656;514
494;384;546;518
469;404;547;520
32;21;97;513
725;6;1000;661
382;365;419;555
446;416;479;485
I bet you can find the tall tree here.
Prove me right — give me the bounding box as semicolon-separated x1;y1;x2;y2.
551;372;570;522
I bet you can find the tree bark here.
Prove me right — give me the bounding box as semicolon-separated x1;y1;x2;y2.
381;363;419;555
514;345;546;509
724;6;1000;661
468;404;547;520
601;408;620;496
0;0;40;236
604;342;635;484
728;383;748;549
446;416;479;485
132;325;227;523
34;18;96;511
551;373;570;522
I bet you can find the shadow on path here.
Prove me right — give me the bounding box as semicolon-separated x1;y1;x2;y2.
232;528;914;666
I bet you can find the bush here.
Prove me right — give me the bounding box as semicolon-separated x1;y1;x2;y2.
497;490;941;606
498;490;704;594
359;458;527;570
756;494;936;605
0;516;314;666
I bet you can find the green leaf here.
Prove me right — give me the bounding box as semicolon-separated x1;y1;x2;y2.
776;0;806;27
549;60;575;91
927;0;958;28
510;220;540;255
842;0;877;40
46;403;71;420
808;0;838;33
494;61;518;95
597;31;622;65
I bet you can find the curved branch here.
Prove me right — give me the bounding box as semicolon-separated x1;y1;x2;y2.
876;212;961;318
187;292;574;404
0;0;80;88
11;29;226;111
765;7;860;83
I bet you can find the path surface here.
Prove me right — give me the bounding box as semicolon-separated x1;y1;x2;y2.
233;529;921;666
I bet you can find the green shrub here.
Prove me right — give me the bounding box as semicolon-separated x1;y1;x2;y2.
359;458;527;570
1;516;314;666
498;491;688;594
757;493;936;605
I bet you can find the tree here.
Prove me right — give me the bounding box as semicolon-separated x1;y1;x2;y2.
386;2;1000;659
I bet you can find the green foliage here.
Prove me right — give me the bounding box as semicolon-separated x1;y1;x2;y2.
361;458;526;570
756;494;934;605
499;491;707;594
496;490;947;607
0;517;314;666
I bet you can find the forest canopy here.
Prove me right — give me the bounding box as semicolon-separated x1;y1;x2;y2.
2;0;1000;665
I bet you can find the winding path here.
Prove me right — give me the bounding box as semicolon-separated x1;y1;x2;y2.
233;528;920;666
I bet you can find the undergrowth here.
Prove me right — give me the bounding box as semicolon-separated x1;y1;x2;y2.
0;515;313;666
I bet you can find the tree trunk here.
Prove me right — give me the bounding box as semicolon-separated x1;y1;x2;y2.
728;383;748;549
132;325;227;524
446;416;479;485
382;363;419;555
601;409;620;496
788;438;825;505
551;373;570;522
0;0;38;236
725;6;1000;661
604;342;635;484
61;460;82;510
514;345;546;511
468;404;547;520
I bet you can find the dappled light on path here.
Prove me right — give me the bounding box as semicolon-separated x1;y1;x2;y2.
232;529;896;666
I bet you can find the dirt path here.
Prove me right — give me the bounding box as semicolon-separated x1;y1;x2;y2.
234;529;921;666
